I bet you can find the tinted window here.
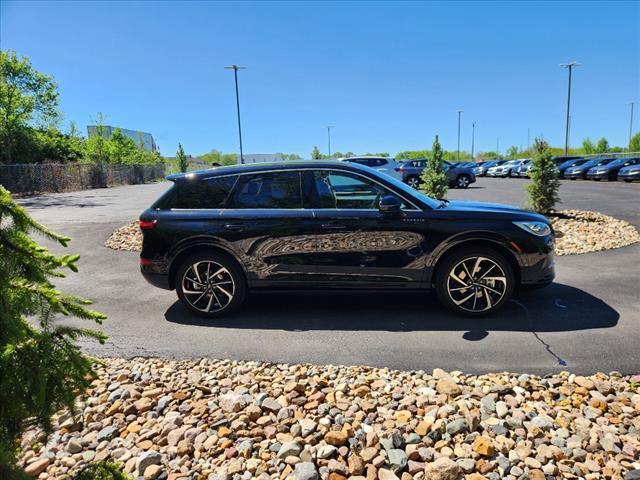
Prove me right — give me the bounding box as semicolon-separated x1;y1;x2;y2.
312;170;409;210
228;172;302;209
172;175;238;209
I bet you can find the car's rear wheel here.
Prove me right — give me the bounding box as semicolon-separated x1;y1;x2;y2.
435;247;515;317
406;175;421;189
456;175;471;188
176;251;246;317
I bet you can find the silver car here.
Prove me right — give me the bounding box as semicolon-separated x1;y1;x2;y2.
338;156;403;180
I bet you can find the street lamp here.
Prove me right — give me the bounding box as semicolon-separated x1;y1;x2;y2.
326;126;334;157
471;122;476;162
560;61;581;156
457;110;463;161
630;102;636;151
224;64;246;164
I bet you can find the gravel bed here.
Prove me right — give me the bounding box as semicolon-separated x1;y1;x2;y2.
105;211;640;256
19;358;640;480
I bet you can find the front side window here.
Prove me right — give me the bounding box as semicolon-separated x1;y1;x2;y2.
228;171;302;208
172;175;238;209
312;170;409;210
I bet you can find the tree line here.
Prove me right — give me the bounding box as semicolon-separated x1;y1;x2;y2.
0;50;162;166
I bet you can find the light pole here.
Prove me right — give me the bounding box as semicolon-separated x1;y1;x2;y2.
326;126;334;157
224;64;246;164
630;102;636;151
560;61;581;156
496;138;500;157
527;128;530;151
471;122;476;162
457;110;463;161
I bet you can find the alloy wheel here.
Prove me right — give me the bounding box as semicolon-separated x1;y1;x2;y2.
407;177;420;189
457;176;470;188
181;260;235;313
446;256;507;312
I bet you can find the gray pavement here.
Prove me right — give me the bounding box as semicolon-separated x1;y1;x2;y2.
17;177;640;374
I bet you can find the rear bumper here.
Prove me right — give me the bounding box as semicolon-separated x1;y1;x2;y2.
141;266;171;290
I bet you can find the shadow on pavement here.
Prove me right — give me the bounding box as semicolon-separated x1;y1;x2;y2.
17;194;108;209
165;282;618;337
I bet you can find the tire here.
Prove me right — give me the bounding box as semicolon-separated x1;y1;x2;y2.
624;179;632;183
435;247;515;317
176;251;247;318
456;175;471;189
405;175;421;189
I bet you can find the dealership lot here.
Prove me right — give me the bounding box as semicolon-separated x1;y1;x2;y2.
18;177;640;374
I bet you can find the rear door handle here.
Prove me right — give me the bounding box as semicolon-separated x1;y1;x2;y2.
224;223;247;231
321;222;346;230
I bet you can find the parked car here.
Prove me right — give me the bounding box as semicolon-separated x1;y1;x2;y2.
139;161;555;317
487;160;524;177
552;156;583;166
564;157;616;180
618;162;640;182
514;160;532;178
586;157;640;181
338;156;402;180
556;158;588;178
473;160;505;177
398;159;476;189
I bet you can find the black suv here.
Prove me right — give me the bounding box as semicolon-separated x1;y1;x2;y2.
140;161;554;317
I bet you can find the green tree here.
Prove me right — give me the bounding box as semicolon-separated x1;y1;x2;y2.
595;137;609;154
311;146;321;160
0;186;106;478
176;143;188;173
109;128;137;164
526;138;560;215
581;137;595;154
629;132;640;152
420;135;448;199
506;146;519;159
0;50;61;163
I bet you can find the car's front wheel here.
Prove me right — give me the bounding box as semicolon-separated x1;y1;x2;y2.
176;251;246;317
435;247;515;317
456;174;471;188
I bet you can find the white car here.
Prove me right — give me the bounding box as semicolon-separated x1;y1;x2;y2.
338;156;403;180
487;160;523;178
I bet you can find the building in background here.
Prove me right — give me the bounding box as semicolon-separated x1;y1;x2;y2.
87;125;157;152
242;153;285;163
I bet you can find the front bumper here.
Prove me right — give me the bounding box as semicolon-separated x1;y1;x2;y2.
618;171;640;181
586;171;609;179
564;171;585;179
520;238;555;289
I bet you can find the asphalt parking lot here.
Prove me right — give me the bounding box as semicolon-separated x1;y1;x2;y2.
18;177;640;374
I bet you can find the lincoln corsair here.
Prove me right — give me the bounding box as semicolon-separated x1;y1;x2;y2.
139;161;555;317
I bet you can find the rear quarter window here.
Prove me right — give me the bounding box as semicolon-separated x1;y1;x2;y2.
170;175;238;209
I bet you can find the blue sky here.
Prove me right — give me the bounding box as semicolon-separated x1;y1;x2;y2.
2;1;639;157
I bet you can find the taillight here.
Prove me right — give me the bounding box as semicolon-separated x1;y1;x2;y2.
139;219;157;230
140;257;153;266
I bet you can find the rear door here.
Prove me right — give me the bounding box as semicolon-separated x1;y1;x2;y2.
220;170;318;287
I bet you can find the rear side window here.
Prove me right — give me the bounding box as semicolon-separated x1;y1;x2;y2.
228;171;302;209
172;176;238;209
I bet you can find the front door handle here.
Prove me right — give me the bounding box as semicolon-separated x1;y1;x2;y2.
224;223;247;231
321;222;346;230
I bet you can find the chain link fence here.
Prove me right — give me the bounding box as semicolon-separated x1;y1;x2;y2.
0;162;166;195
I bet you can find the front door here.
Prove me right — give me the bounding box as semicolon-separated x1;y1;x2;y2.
305;169;429;288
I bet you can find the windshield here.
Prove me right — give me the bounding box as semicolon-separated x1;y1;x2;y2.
561;159;586;168
595;158;615;166
375;170;441;209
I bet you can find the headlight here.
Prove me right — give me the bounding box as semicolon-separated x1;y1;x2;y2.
513;221;551;237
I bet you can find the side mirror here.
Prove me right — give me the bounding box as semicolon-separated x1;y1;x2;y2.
379;195;402;216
